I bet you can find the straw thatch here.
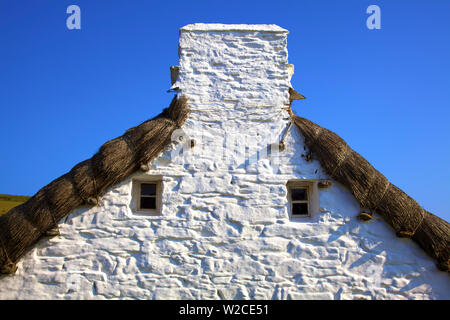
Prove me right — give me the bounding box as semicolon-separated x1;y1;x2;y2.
0;95;189;274
293;115;450;272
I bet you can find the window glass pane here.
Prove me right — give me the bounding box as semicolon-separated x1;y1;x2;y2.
141;183;156;196
291;188;307;201
140;197;156;210
292;203;308;216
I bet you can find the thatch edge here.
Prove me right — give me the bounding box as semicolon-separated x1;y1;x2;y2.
292;115;450;272
0;95;189;274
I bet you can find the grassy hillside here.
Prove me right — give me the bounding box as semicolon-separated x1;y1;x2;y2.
0;194;31;216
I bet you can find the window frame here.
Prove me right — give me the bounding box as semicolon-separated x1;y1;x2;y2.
131;179;162;215
287;180;319;219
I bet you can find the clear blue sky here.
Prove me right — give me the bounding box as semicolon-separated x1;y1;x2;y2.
0;1;449;221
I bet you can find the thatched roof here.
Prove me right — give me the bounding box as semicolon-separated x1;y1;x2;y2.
292;116;450;272
0;95;189;275
0;93;448;275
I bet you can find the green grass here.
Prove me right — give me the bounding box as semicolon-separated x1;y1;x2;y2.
0;194;31;216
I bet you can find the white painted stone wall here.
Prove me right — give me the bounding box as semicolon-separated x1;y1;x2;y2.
0;24;448;300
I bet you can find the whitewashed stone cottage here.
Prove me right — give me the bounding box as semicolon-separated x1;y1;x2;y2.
0;24;449;300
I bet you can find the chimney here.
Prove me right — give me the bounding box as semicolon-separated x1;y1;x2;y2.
172;24;292;110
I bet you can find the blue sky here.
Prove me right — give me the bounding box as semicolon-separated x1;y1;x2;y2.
0;0;449;221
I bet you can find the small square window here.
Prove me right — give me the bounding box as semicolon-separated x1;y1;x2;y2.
290;187;309;216
131;180;162;214
287;181;318;218
139;183;158;210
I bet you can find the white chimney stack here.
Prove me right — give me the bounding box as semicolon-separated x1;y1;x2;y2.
173;23;291;108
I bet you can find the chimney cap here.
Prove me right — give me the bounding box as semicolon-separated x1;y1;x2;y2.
180;23;289;33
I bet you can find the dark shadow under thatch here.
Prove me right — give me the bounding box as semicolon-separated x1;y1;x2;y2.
0;95;189;274
292;115;450;272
